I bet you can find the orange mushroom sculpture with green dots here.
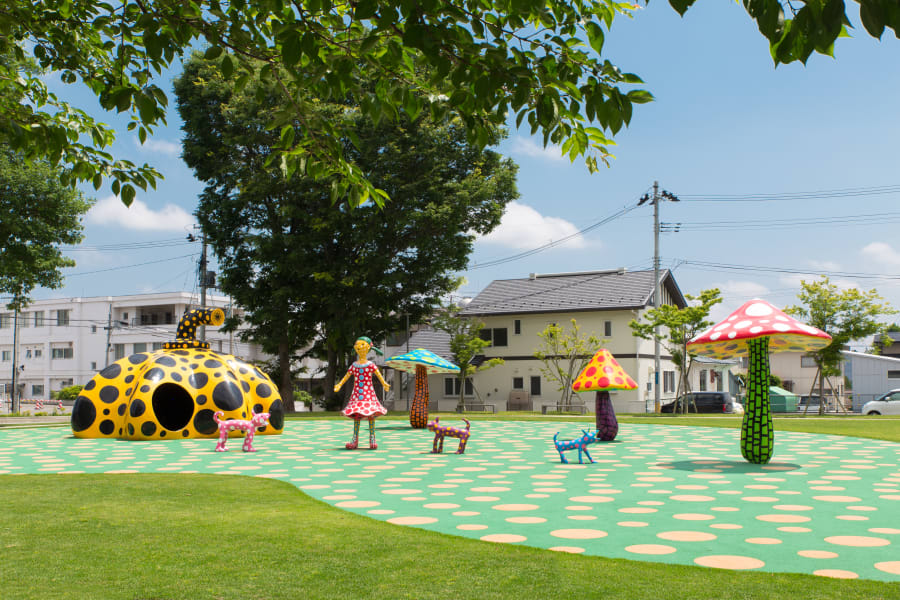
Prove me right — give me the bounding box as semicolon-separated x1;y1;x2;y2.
386;348;460;429
572;349;637;441
688;299;831;464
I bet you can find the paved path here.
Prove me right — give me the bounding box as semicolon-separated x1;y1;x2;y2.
1;420;899;581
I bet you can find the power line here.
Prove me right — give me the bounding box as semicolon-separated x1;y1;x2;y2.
468;204;639;270
64;253;198;277
667;211;900;232
679;184;900;202
679;259;900;281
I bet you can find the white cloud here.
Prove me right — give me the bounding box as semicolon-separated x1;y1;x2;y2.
477;202;586;251
507;136;565;163
807;259;841;272
862;242;900;269
134;138;181;157
87;195;196;232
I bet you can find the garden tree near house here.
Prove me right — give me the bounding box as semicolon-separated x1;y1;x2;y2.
785;277;896;415
175;55;517;411
2;1;895;207
0;145;92;311
628;288;722;414
533;319;602;411
431;307;504;412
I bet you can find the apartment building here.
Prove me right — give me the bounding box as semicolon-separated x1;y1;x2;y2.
0;292;268;401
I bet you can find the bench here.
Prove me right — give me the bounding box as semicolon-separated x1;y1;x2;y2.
542;404;588;415
455;404;496;414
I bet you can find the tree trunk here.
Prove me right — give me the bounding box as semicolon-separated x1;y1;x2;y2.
595;390;618;441
818;368;826;415
325;346;341;411
410;364;429;428
278;339;295;412
741;336;774;464
802;366;820;416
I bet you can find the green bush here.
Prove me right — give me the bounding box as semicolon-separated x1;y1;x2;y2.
293;390;313;410
57;385;84;401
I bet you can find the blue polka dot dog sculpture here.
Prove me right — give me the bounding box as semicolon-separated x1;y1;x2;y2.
71;308;284;440
553;429;599;464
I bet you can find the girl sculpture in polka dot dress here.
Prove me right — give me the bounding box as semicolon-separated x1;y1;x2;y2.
334;336;390;449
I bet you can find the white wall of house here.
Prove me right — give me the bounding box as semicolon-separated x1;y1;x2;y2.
417;309;681;414
769;351;844;398
0;292;268;401
842;351;900;408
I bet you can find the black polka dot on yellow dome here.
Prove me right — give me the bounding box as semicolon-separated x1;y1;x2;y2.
71;307;284;441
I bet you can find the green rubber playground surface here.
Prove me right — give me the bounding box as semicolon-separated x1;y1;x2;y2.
2;419;900;581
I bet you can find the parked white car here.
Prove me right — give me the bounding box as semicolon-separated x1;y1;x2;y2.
861;389;900;416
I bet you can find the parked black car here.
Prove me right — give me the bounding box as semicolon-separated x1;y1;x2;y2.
661;391;743;414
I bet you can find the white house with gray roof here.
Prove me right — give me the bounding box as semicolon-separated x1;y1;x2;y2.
395;268;690;414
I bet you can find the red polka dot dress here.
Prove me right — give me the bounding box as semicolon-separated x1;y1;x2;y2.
341;361;388;418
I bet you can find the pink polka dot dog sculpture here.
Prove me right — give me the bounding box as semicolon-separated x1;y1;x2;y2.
334;336;391;450
213;410;270;452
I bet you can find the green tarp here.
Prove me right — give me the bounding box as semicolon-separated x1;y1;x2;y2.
769;385;799;412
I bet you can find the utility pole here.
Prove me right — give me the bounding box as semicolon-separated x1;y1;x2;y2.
11;305;19;414
104;300;113;368
638;182;680;413
188;228;211;342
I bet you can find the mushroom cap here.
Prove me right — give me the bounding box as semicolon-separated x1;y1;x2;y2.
687;298;832;359
572;349;638;393
385;348;460;374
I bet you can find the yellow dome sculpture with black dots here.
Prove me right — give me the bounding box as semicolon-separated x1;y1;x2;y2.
71;308;284;440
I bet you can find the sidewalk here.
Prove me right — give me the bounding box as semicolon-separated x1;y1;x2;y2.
0;416;69;426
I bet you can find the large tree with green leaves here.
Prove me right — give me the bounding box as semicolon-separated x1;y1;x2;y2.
175;55;517;411
2;1;894;204
786;277;896;414
629;288;722;413
0;145;92;311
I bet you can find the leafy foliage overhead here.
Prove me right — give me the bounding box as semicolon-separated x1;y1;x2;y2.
2;0;893;206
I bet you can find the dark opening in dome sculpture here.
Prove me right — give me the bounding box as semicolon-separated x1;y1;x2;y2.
71;308;285;440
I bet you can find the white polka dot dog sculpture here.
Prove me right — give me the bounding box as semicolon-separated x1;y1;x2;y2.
688;299;831;464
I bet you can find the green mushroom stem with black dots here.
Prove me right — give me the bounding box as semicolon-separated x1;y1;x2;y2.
742;336;773;464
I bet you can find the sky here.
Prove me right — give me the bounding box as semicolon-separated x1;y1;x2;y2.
33;2;900;347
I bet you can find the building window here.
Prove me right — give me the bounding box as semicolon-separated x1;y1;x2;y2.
530;376;541;396
699;369;707;391
34;348;41;358
25;349;31;359
34;311;45;327
56;310;70;326
663;371;675;393
91;361;97;371
32;384;44;397
604;320;612;337
91;325;97;333
514;319;521;335
512;377;524;389
51;347;74;359
0;314;10;329
59;379;73;388
888;370;900;379
479;328;508;347
114;344;125;360
133;342;147;353
152;342;164;351
1;350;10;361
800;355;817;368
19;313;30;328
444;376;473;397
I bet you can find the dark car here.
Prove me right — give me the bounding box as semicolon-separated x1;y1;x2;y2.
660;391;742;414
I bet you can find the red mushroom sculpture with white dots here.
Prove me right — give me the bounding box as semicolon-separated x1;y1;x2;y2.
572;349;638;441
687;299;831;464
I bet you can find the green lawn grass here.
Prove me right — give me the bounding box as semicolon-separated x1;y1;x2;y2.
2;416;899;599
